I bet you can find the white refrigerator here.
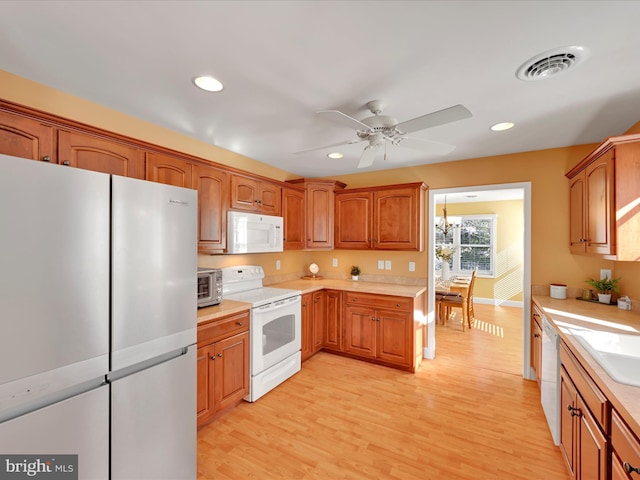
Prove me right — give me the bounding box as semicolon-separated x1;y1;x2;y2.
0;154;197;479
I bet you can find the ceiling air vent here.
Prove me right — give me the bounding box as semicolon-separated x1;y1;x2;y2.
516;46;589;81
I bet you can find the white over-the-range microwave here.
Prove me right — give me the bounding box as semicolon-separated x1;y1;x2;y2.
227;211;283;254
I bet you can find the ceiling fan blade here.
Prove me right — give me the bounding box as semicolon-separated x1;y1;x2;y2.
395;104;472;134
357;144;381;169
396;137;456;156
318;110;372;132
292;139;361;155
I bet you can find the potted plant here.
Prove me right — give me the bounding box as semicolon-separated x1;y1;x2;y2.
350;265;361;281
585;277;621;304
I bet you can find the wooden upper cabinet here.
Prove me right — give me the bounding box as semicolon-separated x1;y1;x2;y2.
58;130;145;178
567;134;640;260
282;186;305;250
335;191;372;249
146;152;193;188
0;110;54;162
192;164;228;253
335;182;426;251
230;174;281;215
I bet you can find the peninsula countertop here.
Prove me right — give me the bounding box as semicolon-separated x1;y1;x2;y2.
269;278;427;298
533;295;640;434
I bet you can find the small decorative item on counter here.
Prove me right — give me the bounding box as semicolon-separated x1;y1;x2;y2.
581;289;593;301
618;296;632;310
302;262;323;280
585;276;621;304
550;283;567;300
350;265;360;281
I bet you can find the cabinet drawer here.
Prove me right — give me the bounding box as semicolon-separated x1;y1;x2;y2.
198;311;250;346
344;292;412;311
612;409;640;477
560;342;609;430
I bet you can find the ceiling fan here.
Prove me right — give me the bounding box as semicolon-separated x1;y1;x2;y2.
295;100;472;168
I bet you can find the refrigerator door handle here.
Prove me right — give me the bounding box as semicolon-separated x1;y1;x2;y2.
108;346;191;382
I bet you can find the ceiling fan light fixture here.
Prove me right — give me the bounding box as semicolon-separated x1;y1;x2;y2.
327;152;343;159
490;122;514;132
193;75;224;92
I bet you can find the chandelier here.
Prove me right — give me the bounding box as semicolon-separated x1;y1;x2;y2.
436;196;460;236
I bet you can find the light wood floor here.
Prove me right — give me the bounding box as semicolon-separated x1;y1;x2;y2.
197;304;570;479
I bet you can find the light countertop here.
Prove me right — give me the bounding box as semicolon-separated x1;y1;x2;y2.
270;278;427;298
533;295;640;434
197;299;251;325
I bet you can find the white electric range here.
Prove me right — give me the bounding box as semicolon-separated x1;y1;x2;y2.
222;266;301;402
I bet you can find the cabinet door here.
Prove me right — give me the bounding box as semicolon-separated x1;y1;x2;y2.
230;174;259;211
312;291;325;353
377;308;412;366
146;152;192;187
196;344;215;426
531;316;542;386
258;182;281;215
213;332;249;413
585;150;615;255
58;130;145;178
569;172;587;253
0;110;54;162
306;183;335;249
193;164;228;253
283;187;305;250
323;290;342;351
344;305;376;359
301;292;314;362
373;187;422;250
577;395;608;480
334;192;372;249
560;367;578;480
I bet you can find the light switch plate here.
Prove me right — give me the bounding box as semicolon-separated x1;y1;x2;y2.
378;260;385;270
600;269;612;280
409;261;415;272
332;258;338;267
385;260;391;270
276;260;281;270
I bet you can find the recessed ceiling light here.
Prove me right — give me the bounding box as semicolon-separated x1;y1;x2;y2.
193;76;223;92
327;152;343;159
490;122;514;132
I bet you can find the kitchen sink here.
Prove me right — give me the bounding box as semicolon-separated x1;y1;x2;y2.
567;329;640;387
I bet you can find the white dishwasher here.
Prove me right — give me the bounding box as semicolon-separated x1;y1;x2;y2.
541;314;560;445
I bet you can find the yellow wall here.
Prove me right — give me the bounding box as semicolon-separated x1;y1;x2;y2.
3;69;639;301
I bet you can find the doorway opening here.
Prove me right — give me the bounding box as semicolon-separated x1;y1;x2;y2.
425;182;533;380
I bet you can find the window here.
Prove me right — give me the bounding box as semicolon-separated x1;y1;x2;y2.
435;214;496;276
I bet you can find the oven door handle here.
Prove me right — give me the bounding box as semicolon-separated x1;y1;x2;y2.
254;296;300;313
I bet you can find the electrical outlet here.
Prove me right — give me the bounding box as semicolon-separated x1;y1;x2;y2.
385;260;391;270
332;258;338;267
276;260;281;270
600;269;612;280
409;261;415;272
378;260;385;270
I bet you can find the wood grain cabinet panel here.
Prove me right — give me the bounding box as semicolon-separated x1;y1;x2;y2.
0;110;54;162
197;310;250;428
322;289;343;352
230;174;281;215
282;186;305;250
335;182;426;251
531;301;543;387
192;164;228;253
146;152;193;188
566;134;640;260
58;130;145;177
612;409;640;480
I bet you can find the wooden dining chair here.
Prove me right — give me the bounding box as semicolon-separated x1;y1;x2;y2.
439;269;477;331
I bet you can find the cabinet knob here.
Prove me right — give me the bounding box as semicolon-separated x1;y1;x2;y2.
236;321;244;326
533;333;541;338
42;155;51;162
624;462;640;474
303;303;307;307
62;160;70;166
217;353;223;358
210;355;215;361
396;303;400;307
370;316;375;321
567;405;581;417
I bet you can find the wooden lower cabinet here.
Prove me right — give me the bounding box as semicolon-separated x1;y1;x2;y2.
197;310;250;428
301;291;325;362
611;409;640;480
531;302;543;387
559;342;609;480
322;290;343;352
343;292;416;371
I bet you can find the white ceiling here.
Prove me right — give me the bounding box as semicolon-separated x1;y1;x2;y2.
2;1;640;178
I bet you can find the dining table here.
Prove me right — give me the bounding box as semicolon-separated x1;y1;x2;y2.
435;276;472;327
